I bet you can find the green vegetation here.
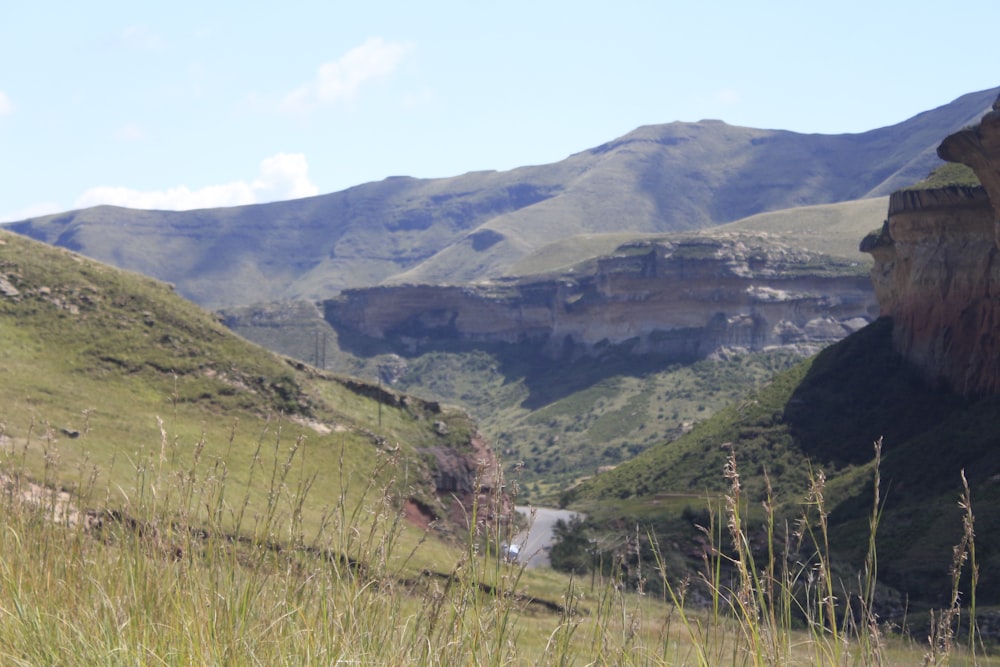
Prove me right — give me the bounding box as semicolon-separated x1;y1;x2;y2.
0;414;553;663
566;317;1000;623
0;227;479;557
906;162;981;189
548;516;593;574
365;346;803;498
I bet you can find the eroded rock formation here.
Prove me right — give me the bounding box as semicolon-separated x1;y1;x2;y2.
864;96;1000;396
326;234;876;360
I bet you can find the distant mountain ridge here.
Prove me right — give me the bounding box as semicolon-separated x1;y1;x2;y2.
6;87;998;308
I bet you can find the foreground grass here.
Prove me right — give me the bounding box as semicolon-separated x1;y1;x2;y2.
0;418;670;664
0;419;992;665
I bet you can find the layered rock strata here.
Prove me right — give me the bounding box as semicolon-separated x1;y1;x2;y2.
326;235;876;360
864;97;1000;396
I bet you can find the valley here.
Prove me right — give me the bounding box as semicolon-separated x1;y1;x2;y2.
3;87;1000;662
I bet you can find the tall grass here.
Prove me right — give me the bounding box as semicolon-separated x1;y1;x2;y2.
644;439;988;667
0;413;550;664
0;417;989;665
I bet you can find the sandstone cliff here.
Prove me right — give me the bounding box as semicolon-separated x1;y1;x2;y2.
863;96;1000;396
325;234;876;360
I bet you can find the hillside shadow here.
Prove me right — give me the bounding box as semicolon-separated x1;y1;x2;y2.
779;318;1000;606
507;346;686;411
780;317;964;469
331;326;686;410
777;316;1000;544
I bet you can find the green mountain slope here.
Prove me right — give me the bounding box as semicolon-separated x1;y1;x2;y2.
569;318;1000;608
507;195;888;278
5;88;996;308
0;228;484;551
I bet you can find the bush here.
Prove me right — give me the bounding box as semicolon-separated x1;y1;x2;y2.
549;517;593;574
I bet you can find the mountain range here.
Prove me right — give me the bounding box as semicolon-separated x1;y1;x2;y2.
6;87;999;309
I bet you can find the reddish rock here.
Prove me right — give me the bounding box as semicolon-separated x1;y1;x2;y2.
865;95;1000;396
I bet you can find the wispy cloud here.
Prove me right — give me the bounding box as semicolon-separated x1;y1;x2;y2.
73;153;318;211
281;37;413;114
0;90;13;117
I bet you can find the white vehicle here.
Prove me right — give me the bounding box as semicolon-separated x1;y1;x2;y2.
502;542;520;563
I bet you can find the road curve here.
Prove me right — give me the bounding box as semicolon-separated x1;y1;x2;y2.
509;506;580;568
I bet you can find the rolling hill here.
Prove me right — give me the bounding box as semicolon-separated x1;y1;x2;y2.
0;226;493;548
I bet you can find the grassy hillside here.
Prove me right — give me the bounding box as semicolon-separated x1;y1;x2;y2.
505;195;887;278
906;161;982;189
569;317;1000;610
0;228;688;663
712;195;888;260
0;227;493;555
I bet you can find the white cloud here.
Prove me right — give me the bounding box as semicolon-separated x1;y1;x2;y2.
252;153;318;201
75;182;256;211
73;153;319;211
281;37;413;114
0;90;13;116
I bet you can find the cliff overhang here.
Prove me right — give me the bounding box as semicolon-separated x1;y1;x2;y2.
863;95;1000;396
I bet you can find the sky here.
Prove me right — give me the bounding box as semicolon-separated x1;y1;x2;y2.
2;0;999;222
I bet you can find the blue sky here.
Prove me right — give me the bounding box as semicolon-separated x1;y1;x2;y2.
2;0;999;222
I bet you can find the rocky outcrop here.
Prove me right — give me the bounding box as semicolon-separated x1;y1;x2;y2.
330;372;507;532
325;234;877;360
421;431;511;534
938;99;1000;222
864;96;1000;396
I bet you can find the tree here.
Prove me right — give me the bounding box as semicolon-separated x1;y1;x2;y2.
549;517;592;574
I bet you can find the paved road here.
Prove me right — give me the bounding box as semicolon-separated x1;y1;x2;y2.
509;506;580;568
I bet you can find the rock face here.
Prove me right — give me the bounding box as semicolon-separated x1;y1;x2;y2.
330;373;506;532
326;234;877;360
864;97;1000;396
421;431;507;526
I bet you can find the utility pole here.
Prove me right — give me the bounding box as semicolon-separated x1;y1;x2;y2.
314;330;328;369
